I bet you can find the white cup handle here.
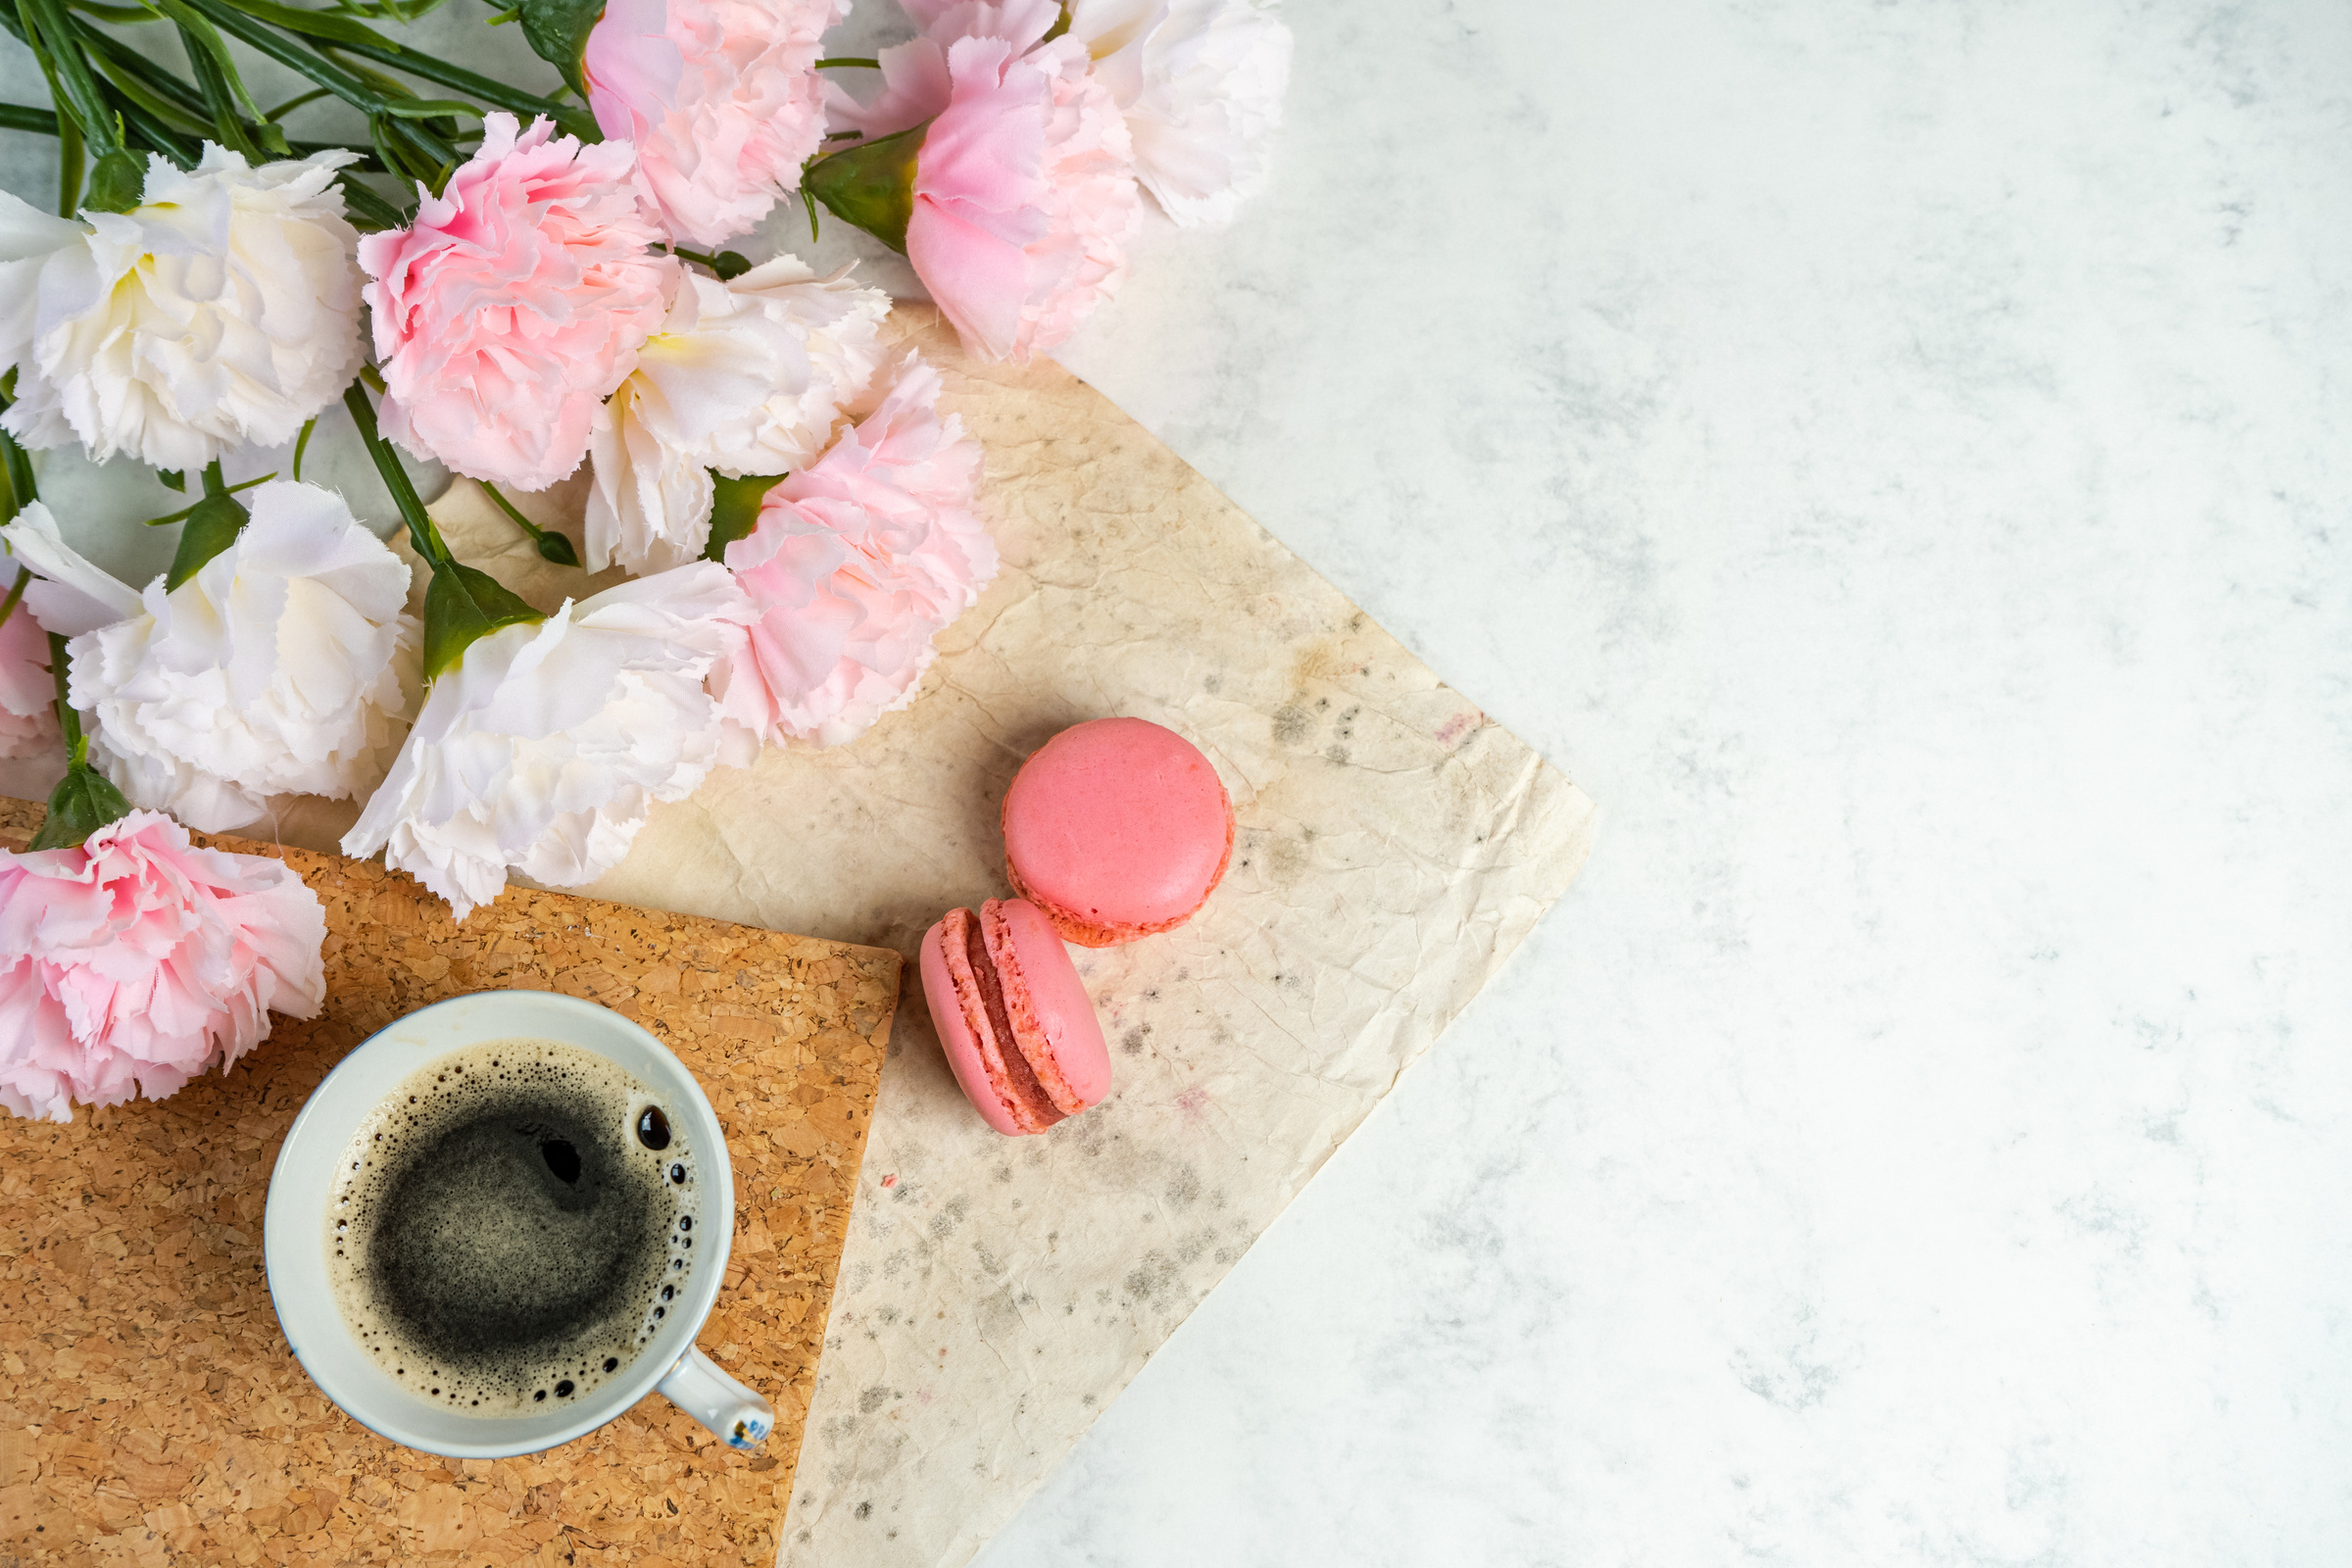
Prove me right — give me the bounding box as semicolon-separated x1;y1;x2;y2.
658;1346;774;1450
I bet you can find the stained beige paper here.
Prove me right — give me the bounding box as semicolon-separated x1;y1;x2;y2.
263;308;1596;1568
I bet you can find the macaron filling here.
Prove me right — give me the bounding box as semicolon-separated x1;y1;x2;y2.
980;900;1091;1117
941;906;1063;1133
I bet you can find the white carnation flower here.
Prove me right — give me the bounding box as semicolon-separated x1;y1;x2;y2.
1063;0;1292;228
0;486;420;832
585;256;889;574
340;563;757;920
0;146;365;471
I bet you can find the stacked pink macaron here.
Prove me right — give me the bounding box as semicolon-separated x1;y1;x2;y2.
921;718;1236;1137
1001;718;1235;947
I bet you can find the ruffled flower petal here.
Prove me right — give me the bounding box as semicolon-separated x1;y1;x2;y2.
341;564;756;920
710;355;995;748
1064;0;1292;228
0;591;60;765
0;147;364;471
585;0;848;249
829;2;1140;364
585;257;889;572
0;809;325;1123
1;487;421;833
359;115;680;492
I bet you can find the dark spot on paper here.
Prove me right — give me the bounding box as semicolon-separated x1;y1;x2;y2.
1270;704;1311;745
856;1501;873;1521
1121;1027;1150;1056
1325;744;1349;765
858;1386;892;1414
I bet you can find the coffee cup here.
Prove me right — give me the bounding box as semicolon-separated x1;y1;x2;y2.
263;989;772;1459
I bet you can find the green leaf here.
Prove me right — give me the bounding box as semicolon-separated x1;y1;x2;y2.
803;122;927;255
703;471;784;563
19;0;117;149
515;0;603;99
0;102;60;135
156;466;184;492
421;559;542;680
374;97;481;121
163;491;247;589
197;0;598;139
82;146;145;211
148;0;270;134
0;422;35;526
290;418;315;482
28;762;132;850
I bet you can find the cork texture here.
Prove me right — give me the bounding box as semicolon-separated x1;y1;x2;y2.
0;796;902;1568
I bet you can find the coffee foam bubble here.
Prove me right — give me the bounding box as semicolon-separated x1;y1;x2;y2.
326;1039;701;1417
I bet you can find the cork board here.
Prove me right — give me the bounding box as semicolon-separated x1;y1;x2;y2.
0;796;902;1568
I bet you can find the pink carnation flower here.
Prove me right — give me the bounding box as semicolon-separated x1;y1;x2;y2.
358;114;680;491
710;355;996;748
585;0;848;250
0;600;60;765
0;810;325;1123
827;0;1140;363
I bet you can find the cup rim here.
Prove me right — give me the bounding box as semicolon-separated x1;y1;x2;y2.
262;988;736;1459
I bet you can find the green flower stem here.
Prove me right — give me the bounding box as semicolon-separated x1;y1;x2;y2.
342;380;543;680
18;0;122;153
54;107;78;214
26;630;134;851
0;567;28;633
342;380;446;568
263;83;330;122
140;468;271;526
203;0;594;139
813;57;878;69
671;245;751;279
46;631;74;756
479;481;579;567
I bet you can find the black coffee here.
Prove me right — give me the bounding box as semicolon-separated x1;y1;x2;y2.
327;1040;700;1415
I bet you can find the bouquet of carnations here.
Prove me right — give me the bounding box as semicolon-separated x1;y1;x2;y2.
0;0;1289;1119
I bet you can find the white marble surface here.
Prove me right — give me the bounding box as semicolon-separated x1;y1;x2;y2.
988;1;2352;1563
3;1;2347;1560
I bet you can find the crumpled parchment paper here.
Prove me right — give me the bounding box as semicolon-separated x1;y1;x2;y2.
260;308;1596;1568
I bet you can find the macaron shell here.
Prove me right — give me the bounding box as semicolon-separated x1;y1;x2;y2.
919;912;1061;1137
984;899;1113;1113
1001;718;1236;948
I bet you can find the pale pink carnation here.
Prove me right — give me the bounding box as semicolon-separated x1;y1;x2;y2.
828;0;1140;363
0;599;60;764
358;114;680;491
0;810;325;1123
586;0;848;250
710;355;995;748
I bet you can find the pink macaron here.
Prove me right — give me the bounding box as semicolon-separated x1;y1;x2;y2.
1001;717;1235;948
920;898;1112;1136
